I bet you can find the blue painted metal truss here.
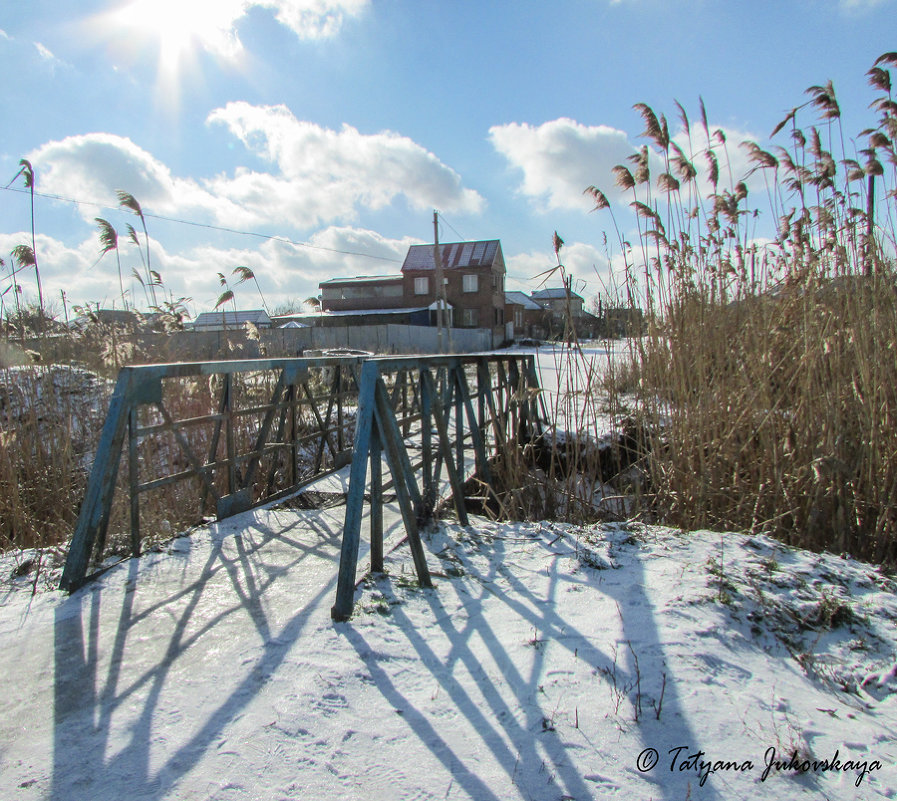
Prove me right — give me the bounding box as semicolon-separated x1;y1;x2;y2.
330;353;544;620
59;352;546;617
60;356;367;591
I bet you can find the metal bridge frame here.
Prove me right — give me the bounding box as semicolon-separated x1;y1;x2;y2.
59;353;545;621
60;356;367;591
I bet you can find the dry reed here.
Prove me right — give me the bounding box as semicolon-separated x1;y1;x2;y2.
590;53;897;565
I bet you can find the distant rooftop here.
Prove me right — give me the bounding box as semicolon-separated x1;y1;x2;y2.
504;291;543;311
531;287;583;301
318;301;453;317
192;310;272;328
319;274;403;286
402;240;502;272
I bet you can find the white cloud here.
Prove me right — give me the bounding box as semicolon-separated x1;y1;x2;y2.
28;113;484;233
207;101;485;225
99;0;368;62
26;119;473;231
146;226;419;311
303;226;418;272
23;122;470;304
0;224;418;314
255;0;369;40
507;241;619;303
32;41;71;72
26;133;240;225
839;0;892;8
491;115;766;214
0;232;115;311
490;118;635;212
34;42;55;61
171;226;416;303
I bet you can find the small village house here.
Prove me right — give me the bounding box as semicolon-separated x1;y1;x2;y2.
318;239;508;345
504;291;545;340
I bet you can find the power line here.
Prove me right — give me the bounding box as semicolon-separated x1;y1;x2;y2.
435;211;466;243
0;185;403;264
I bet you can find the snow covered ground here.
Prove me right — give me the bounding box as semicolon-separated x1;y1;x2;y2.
1;499;895;800
1;343;895;800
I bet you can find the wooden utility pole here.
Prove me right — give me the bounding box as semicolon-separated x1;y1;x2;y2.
433;211;446;352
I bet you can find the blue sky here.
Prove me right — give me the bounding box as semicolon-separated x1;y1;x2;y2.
1;0;894;317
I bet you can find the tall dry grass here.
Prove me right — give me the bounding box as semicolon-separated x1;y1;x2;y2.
0;351;360;568
0;364;107;553
589;54;897;565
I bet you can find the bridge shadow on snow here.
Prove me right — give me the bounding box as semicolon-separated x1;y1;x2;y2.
340;527;721;801
51;513;718;801
51;512;343;801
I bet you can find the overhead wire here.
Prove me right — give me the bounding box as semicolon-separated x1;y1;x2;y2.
0;185;403;264
1;186;576;293
434;211;467;243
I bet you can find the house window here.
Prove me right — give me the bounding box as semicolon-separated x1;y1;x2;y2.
462;274;478;293
461;308;479;327
414;276;429;295
494;308;503;325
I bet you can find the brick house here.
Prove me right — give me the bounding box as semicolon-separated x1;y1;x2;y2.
602;306;646;337
401;240;506;338
504;291;546;339
530;286;585;318
319;275;405;312
530;287;604;339
319;239;508;342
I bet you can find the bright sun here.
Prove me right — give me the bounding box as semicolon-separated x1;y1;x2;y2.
102;0;247;103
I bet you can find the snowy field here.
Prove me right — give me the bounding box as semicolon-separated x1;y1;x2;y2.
1;344;896;800
2;504;895;800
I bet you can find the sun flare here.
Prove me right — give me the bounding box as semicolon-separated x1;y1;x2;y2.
121;0;245;60
102;0;247;104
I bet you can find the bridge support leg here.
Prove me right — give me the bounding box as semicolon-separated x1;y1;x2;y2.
370;425;384;573
373;380;432;589
331;364;376;621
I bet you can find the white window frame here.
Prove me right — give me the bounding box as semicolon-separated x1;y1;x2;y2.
462;274;478;293
462;308;479;327
414;276;429;295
